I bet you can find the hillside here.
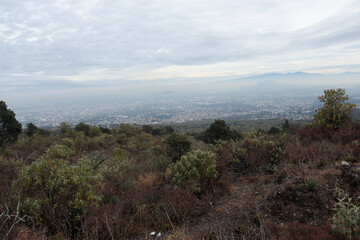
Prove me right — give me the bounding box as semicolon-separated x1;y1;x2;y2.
0;119;359;239
0;91;359;240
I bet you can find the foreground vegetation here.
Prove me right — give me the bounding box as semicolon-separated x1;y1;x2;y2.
0;89;359;239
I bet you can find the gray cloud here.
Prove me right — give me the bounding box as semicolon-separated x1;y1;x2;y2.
1;0;360;105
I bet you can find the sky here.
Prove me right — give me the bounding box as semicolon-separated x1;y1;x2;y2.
1;0;360;107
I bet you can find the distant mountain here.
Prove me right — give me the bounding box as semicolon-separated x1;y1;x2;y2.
221;71;360;96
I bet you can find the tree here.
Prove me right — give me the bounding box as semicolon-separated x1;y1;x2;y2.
282;119;290;132
165;132;191;162
60;122;70;134
268;126;281;135
89;126;102;137
75;122;90;136
202;119;241;143
314;89;356;130
142;125;154;134
164;126;174;134
0;101;22;146
25;123;38;137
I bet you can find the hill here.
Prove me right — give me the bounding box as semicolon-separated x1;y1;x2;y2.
0;118;359;239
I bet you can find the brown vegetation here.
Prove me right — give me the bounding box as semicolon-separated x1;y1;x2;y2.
1;111;359;239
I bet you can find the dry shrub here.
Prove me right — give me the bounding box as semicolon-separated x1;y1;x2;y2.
133;188;198;232
167;228;193;240
13;225;47;240
82;202;127;240
274;221;335;240
158;189;198;224
242;139;274;166
283;133;347;166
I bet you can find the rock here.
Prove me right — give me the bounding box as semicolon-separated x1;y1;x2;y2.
341;163;360;189
341;161;350;166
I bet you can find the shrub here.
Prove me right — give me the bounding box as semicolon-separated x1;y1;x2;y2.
165;132;191;162
170;150;218;193
88;126;102;137
331;188;360;239
263;163;277;174
85;149;127;177
128;132;154;151
16;144;103;237
305;178;318;192
276;221;335;240
61;137;75;150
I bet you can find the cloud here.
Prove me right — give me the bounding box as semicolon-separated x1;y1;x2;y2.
1;0;360;103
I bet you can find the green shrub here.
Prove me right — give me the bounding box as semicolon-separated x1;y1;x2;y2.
165;132;191;162
128;132;154;151
331;188;360;239
304;178;318;191
46;144;75;159
88;126;102;137
170;150;218;193
16;144;103;236
85;149;127;177
61;137;75;150
263;163;277;174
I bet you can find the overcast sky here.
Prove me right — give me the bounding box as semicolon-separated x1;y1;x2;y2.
1;0;360;106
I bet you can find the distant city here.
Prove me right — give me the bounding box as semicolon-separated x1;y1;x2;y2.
15;94;358;128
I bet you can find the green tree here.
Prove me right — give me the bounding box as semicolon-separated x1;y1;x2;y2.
60;122;70;134
99;126;111;134
75;122;90;136
0;101;22;146
164;126;174;134
88;126;102;137
203;119;241;143
25;122;39;137
165;132;191;162
314;89;356;130
142;124;154;134
268;126;281;135
282;119;290;132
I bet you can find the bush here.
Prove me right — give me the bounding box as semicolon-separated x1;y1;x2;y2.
331;188;360;239
165;132;191;162
170;150;218;193
16;144;103;237
88;126;102;137
263;163;277;174
276;221;335;240
305;178;318;192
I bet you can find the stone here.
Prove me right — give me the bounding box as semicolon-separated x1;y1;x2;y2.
341;161;350;166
